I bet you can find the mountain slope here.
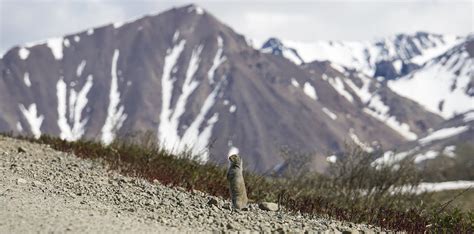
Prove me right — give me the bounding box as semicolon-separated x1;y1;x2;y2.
0;135;380;232
374;111;473;166
387;37;474;119
0;5;445;171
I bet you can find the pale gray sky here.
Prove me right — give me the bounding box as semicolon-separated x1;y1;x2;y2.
0;0;473;53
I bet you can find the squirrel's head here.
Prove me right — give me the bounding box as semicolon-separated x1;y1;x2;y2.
228;154;242;167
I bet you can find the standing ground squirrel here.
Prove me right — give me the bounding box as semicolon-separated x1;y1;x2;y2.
227;154;248;210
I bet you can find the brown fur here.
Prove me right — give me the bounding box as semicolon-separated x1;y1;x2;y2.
227;154;248;210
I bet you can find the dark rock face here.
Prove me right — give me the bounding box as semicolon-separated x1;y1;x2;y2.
0;5;444;172
374;60;420;80
464;36;474;57
374;61;398;80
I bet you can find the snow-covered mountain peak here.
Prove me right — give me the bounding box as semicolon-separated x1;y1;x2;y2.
268;32;463;78
387;37;473;119
261;37;304;65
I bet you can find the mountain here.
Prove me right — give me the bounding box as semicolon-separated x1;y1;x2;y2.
301;61;443;142
387;37;474;119
0;5;446;172
261;33;473;118
262;32;462;79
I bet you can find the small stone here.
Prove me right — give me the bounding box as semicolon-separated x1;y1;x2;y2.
17;147;26;153
222;203;231;210
226;223;235;229
16;178;27;184
32;181;43;187
259;202;279;211
207;197;218;206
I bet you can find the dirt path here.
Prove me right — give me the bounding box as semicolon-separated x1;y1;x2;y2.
0;136;380;233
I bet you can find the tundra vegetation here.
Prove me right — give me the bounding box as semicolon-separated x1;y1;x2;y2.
2;132;473;232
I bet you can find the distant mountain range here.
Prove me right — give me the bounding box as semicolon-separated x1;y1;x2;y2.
260;33;473;119
0;4;472;172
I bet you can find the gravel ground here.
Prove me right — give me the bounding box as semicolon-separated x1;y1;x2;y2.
0;136;382;233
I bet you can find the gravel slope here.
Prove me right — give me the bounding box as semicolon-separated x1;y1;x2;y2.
0;136;381;233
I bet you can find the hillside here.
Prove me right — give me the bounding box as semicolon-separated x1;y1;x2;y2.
0;135;380;232
0;4;445;172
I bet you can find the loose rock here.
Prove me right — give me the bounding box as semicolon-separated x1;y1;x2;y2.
17;147;26;153
16;178;27;184
259;202;279;211
207;197;218;206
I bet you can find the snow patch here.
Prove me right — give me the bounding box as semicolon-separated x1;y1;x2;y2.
180;82;222;162
321;74;328;81
208;36;226;84
349;129;374;152
76;60;86;77
291;78;300;87
228;146;239;156
418;126;469;145
282;49;304;65
364;107;417;140
410;36;460;64
101;50;127;145
18;47;30;60
158;39;187;149
16;122;23;132
63;38;70;47
327;155;337;163
46;38;64;60
392;60;402;73
23;73;31;87
158;39;222;161
172;31;180;43
73;36;80;42
372;147;419;167
18;103;44;139
322;107;337;120
443;145;456;157
165;44;203;150
87;29;94;35
328;77;353;103
330;63;346;73
229;105;236;113
56;75;93;141
303;82;318;100
414;150;439;163
113;22;123;29
463;112;474;122
344;75;372;103
414;181;474;194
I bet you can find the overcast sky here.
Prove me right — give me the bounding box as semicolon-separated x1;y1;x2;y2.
0;0;472;53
